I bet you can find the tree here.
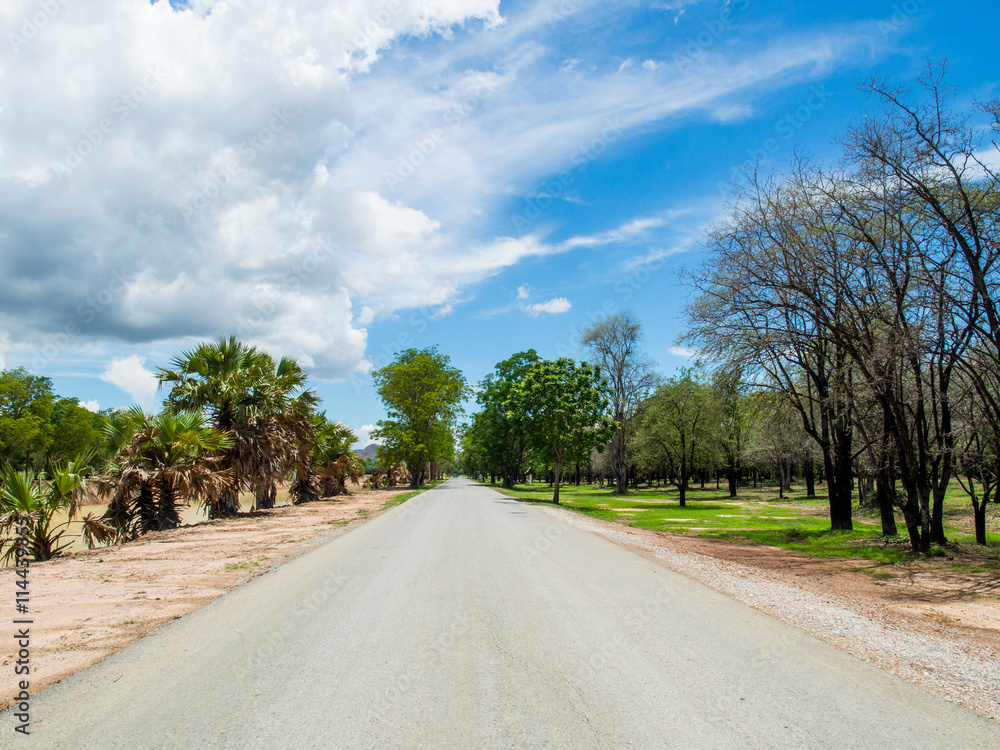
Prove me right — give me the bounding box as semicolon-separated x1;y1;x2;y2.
0;367;55;470
471;350;541;488
98;407;233;540
581;311;656;494
157;336;317;517
371;347;469;488
509;358;615;504
634;366;720;507
712;366;751;498
46;398;107;469
0;459;90;562
290;415;362;503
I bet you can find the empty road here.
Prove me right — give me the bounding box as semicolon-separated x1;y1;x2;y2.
7;477;1000;748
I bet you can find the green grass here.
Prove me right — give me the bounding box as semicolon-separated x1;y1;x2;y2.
494;480;1000;571
223;555;269;572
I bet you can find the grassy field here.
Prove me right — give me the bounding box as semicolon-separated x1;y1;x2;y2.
495;479;1000;572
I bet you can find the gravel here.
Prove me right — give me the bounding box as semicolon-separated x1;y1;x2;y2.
543;506;1000;724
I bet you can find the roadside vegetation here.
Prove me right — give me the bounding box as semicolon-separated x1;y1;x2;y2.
496;480;999;572
1;339;463;563
462;65;1000;559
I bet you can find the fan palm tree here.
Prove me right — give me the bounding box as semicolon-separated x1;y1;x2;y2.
0;459;90;562
97;408;232;541
290;415;361;503
157;336;318;517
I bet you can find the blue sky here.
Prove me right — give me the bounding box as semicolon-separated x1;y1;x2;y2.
1;0;997;445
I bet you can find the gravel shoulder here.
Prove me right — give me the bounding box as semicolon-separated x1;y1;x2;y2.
533;502;1000;724
0;488;411;710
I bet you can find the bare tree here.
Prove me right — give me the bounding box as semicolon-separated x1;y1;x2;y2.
580;311;657;493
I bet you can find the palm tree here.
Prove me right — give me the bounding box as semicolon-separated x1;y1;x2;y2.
157;337;318;517
97;407;232;541
0;459;91;562
290;415;362;503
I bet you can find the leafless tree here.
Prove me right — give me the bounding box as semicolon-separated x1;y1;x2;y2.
580;311;657;493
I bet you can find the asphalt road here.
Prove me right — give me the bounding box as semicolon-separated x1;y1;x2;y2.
7;477;1000;748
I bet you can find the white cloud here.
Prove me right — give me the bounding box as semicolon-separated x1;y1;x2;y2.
99;355;160;410
669;346;698;359
0;0;882;384
642;59;659;70
517;285;531;300
78;399;100;413
525;297;572;317
354;423;381;447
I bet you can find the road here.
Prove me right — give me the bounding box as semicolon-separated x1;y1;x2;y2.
7;477;1000;748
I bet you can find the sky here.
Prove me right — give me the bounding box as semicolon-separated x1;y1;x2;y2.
1;0;998;446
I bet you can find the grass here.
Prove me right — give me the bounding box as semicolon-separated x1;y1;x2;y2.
223;555;269;572
495;479;1000;572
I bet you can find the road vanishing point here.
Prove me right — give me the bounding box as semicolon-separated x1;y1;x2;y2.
7;477;1000;749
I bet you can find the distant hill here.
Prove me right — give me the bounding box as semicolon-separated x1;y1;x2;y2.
356;443;380;461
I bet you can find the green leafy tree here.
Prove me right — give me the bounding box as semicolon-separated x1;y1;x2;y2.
46;397;107;469
472;350;541;487
509;358;615;504
634;366;720;507
371;347;469;488
0;367;55;470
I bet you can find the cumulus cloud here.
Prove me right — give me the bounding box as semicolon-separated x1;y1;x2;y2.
353;423;380;447
78;399;100;412
525;297;572;317
0;0;878;383
99;355;160;409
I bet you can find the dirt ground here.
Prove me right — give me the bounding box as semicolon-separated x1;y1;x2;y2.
0;487;410;711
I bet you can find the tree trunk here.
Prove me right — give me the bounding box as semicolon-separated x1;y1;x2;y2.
158;483;181;531
874;467;898;537
804;459;816;498
553;461;562;505
255;481;277;510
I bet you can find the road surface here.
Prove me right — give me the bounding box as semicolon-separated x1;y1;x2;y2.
6;477;1000;748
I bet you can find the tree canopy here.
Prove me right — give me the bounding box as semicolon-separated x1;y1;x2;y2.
372;347;469;487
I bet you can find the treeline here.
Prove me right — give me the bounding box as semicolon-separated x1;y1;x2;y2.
1;337;366;562
685;67;1000;552
460;344;816;506
464;67;1000;555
